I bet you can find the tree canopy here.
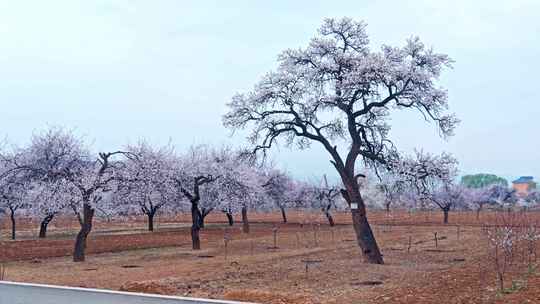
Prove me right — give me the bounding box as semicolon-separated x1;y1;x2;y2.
224;17;458;264
461;173;508;189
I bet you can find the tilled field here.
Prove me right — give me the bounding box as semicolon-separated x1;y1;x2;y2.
1;211;540;303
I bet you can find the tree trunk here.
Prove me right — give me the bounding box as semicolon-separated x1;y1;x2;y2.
191;203;201;250
241;206;250;233
199;213;206;228
9;208;16;240
476;207;481;220
39;214;55;238
385;202;391;214
225;211;234;226
198;207;213;228
324;211;335;227
147;211;155;232
341;183;384;264
73;204;94;262
443;208;450;224
280;206;287;223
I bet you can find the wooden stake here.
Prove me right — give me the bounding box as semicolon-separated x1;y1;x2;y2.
272;226;278;248
224;239;229;260
223;230;231;260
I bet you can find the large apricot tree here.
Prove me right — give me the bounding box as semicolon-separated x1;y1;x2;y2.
223;18;457;264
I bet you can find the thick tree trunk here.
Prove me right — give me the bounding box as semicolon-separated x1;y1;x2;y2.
9;208;16;240
73;204;94;262
241;206;250;233
225;211;234;226
280;206;287;223
443;208;450;224
341;183;384;264
39;214;55;238
147;211;155;232
350;208;383;263
324;211;335;227
191;203;201;250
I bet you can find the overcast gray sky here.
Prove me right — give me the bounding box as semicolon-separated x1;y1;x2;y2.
1;0;539;182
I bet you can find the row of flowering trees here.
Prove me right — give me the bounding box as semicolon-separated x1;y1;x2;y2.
1;127;537;263
369;150;540;224
0;127;353;262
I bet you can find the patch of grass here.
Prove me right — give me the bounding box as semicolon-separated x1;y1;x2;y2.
526;264;538;276
501;279;527;294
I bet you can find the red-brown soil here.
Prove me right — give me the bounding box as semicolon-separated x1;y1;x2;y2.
1;210;539;303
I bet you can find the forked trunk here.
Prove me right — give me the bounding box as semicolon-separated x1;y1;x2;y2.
39;214;55;238
341;183;384;264
241;206;250;233
191;203;201;250
280;206;287;223
199;207;213;228
73;204;94;262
